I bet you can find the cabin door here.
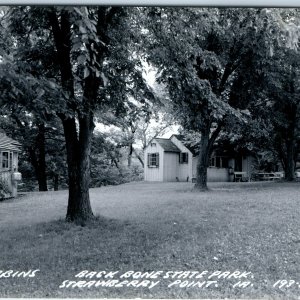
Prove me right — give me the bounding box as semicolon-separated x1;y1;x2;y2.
234;157;243;172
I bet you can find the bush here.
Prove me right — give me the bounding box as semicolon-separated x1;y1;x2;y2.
90;163;143;188
126;164;144;182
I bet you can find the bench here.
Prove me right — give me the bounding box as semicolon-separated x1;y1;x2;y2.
233;172;249;182
251;172;282;181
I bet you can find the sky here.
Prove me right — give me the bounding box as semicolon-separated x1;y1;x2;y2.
95;61;180;140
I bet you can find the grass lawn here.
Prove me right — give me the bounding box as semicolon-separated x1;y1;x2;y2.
0;181;299;299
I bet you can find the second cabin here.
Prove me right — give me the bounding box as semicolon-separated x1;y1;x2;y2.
144;134;253;182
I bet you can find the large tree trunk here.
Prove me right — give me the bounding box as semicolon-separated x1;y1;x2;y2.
48;7;120;222
284;139;295;181
281;100;297;182
49;9;95;223
194;128;210;191
65;71;99;222
194;123;223;191
64;116;94;223
284;73;297;181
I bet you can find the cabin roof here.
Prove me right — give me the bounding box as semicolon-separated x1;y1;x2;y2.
0;133;21;152
171;134;199;156
154;138;181;153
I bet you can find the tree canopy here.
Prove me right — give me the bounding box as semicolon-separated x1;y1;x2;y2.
142;7;297;189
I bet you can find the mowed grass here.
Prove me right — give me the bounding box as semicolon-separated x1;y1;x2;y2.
0;181;299;299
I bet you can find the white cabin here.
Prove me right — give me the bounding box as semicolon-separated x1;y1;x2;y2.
144;135;253;182
0;133;22;198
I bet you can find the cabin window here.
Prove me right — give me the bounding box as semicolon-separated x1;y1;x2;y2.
150;142;156;147
179;152;188;163
2;152;9;169
147;153;159;167
210;156;228;168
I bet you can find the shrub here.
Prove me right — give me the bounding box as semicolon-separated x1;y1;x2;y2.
90;163;143;188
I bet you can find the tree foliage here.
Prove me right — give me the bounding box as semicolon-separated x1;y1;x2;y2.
1;6;154;222
143;8;289;189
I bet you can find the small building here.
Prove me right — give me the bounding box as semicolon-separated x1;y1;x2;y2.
0;133;22;198
144;134;253;182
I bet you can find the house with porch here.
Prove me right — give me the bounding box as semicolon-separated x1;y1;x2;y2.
0;133;22;198
144;134;253;182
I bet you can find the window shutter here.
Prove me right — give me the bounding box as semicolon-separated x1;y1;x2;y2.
147;153;150;167
156;153;159;167
185;153;188;163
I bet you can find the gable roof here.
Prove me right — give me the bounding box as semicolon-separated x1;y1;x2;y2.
0;133;21;152
171;134;199;156
154;138;180;153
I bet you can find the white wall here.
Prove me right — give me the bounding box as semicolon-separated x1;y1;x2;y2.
207;167;229;182
144;140;164;181
170;136;193;181
193;157;229;182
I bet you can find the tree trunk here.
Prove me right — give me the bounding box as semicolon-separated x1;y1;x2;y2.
48;7;120;222
63;116;94;223
64;69;99;222
53;174;59;191
284;139;295;181
48;9;96;223
28;123;48;192
36;123;48;191
194;128;210;191
281;99;297;182
133;148;144;167
128;143;133;167
193;122;223;191
12;115;48;191
284;72;297;181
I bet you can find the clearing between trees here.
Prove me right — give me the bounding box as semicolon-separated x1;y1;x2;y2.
0;181;299;299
